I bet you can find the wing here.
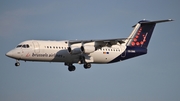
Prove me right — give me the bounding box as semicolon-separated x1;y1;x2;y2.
68;38;128;47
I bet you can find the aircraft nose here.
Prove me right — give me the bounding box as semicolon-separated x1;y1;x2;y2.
6;50;13;58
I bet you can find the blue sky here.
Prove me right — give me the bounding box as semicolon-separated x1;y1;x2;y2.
0;0;180;101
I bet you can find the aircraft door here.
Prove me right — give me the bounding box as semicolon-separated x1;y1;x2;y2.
121;50;126;57
120;45;126;58
33;41;40;53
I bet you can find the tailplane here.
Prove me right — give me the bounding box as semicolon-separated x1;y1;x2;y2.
125;19;173;48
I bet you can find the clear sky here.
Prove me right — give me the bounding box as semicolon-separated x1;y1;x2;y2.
0;0;179;101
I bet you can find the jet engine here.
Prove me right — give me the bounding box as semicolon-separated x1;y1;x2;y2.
81;46;95;54
67;47;82;55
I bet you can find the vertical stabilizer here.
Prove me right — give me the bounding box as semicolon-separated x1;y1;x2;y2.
125;19;173;48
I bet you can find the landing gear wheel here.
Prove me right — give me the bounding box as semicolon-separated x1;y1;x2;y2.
68;65;76;72
84;63;91;69
15;62;20;66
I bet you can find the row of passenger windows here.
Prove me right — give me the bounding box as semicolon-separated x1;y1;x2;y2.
45;46;67;49
16;44;30;48
45;46;120;51
98;48;120;52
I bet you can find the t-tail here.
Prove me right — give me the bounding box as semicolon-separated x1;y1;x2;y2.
125;19;173;48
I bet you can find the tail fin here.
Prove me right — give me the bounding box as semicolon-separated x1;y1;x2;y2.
126;19;173;48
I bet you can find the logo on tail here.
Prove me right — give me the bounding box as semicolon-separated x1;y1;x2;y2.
130;23;155;48
131;27;148;47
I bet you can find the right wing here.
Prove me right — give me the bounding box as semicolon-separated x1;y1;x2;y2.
68;38;129;47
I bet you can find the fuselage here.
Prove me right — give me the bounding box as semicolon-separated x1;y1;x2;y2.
6;40;131;64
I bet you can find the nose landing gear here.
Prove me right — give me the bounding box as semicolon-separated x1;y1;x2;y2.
15;60;20;66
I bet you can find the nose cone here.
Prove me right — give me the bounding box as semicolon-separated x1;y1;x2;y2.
6;50;14;58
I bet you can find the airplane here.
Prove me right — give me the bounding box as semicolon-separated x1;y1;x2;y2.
6;19;173;71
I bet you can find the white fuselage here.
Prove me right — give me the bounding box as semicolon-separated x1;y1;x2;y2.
7;40;126;64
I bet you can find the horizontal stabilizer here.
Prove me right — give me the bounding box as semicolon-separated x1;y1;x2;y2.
132;19;173;27
138;19;173;24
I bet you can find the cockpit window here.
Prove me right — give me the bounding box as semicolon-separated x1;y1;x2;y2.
27;44;29;48
22;44;30;48
16;44;30;48
22;45;26;48
16;45;22;48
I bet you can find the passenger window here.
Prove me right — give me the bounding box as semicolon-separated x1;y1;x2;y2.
47;46;49;48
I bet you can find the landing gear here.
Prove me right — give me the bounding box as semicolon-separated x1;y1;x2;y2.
15;60;20;66
65;63;76;72
84;63;91;69
65;61;91;72
68;65;76;72
79;56;91;69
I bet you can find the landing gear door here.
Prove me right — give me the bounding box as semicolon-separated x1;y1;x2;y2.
33;41;40;53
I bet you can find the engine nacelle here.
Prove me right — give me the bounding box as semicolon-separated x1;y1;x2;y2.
81;46;95;54
68;47;82;55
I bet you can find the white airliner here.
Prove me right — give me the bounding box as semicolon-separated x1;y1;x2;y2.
6;19;173;71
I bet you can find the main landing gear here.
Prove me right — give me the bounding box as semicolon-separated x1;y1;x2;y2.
68;65;76;72
65;62;91;72
65;63;76;72
15;60;20;66
84;63;91;69
80;56;91;69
